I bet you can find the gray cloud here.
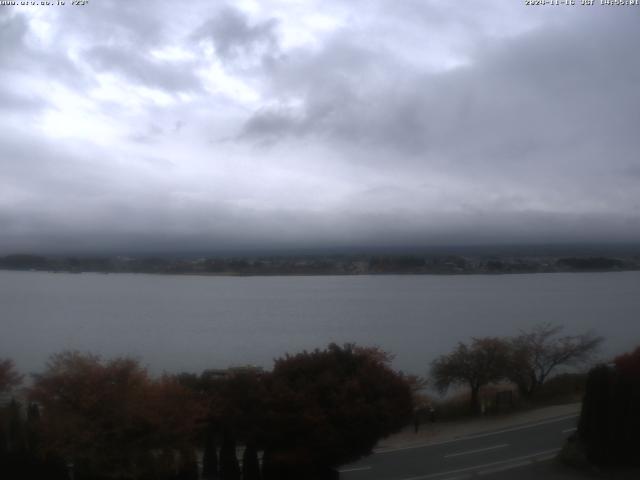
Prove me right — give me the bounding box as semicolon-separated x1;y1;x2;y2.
0;1;639;254
237;10;640;220
193;6;279;62
84;45;202;92
0;89;42;112
241;11;640;162
0;11;28;59
56;0;167;47
0;10;84;94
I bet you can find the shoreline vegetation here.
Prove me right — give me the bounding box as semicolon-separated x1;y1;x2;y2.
0;323;616;480
1;252;639;277
1;344;414;480
2;331;634;479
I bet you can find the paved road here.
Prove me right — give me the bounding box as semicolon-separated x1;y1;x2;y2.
339;414;579;480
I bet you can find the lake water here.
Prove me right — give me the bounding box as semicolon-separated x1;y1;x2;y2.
1;270;639;377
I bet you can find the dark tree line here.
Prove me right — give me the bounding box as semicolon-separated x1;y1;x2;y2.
0;344;413;480
1;360;69;480
180;344;413;480
576;346;640;467
2;253;637;276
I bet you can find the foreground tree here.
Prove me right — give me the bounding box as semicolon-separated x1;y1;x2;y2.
29;351;202;480
0;359;23;394
242;441;261;480
201;428;219;479
431;338;511;414
614;345;640;378
0;399;27;480
576;345;640;467
176;447;199;480
261;343;413;479
507;323;603;398
219;429;241;480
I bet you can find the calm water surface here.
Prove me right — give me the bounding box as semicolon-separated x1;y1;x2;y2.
1;270;639;376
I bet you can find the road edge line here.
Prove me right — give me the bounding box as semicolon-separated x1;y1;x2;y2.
376;414;578;454
398;448;561;480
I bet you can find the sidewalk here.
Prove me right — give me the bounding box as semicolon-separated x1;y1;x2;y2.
376;403;581;451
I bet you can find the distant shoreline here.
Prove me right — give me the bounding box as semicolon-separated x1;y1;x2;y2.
2;266;639;278
1;252;639;277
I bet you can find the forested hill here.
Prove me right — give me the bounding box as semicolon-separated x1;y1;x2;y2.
1;253;639;276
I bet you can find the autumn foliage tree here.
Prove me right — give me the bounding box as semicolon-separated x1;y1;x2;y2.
4;344;416;479
260;343;413;479
612;345;640;379
431;337;511;414
29;351;203;480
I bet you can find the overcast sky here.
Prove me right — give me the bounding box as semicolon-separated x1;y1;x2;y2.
1;1;639;254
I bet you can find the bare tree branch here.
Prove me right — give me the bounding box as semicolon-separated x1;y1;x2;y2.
507;323;603;397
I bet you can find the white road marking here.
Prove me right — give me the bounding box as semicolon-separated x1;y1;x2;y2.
338;466;372;473
444;443;508;458
562;427;577;433
377;414;578;454
398;448;561;480
477;459;530;476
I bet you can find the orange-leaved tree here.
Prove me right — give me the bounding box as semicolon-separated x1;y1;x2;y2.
29;351;203;480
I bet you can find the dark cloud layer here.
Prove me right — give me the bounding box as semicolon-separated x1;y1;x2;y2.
242;12;640;166
193;7;279;61
0;2;639;254
85;46;202;92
